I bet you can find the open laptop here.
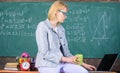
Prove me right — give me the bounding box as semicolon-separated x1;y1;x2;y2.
90;53;118;72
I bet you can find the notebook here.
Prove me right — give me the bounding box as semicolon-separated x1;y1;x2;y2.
96;53;118;71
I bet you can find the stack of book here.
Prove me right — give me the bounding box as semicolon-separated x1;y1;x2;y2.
4;62;19;70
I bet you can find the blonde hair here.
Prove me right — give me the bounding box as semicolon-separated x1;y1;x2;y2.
48;1;68;20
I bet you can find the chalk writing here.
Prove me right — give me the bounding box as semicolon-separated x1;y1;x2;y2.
65;7;89;43
0;9;35;37
0;30;34;36
0;10;24;17
92;12;109;40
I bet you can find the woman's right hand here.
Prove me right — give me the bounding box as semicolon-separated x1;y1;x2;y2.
61;56;77;63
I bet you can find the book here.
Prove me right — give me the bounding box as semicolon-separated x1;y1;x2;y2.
4;67;18;70
4;62;19;71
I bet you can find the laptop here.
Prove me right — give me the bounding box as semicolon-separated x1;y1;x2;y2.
92;53;118;72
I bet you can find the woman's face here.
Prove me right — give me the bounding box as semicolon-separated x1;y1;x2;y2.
57;7;67;23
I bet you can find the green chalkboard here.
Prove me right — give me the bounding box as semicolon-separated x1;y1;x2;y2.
0;2;120;58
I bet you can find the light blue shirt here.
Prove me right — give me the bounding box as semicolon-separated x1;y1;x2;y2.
35;19;72;67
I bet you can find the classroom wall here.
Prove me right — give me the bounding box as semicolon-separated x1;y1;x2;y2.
0;0;120;73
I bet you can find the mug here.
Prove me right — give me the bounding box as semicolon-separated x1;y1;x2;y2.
74;54;83;65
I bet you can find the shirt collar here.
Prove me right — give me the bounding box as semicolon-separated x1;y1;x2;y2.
45;19;53;29
45;19;61;33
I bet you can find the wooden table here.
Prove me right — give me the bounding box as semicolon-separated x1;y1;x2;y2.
0;70;39;73
0;70;117;73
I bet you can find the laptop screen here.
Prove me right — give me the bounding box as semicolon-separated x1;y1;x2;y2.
97;54;118;71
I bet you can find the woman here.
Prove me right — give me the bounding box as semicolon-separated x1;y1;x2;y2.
35;1;96;73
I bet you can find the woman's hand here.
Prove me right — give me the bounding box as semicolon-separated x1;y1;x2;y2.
61;56;77;63
61;56;97;71
82;63;97;71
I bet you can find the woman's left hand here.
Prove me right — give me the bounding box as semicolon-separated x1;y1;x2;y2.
82;63;97;71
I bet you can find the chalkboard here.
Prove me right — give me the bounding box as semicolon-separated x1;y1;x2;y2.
0;2;120;58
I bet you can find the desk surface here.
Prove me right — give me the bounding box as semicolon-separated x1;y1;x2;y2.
0;70;117;73
89;71;116;73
